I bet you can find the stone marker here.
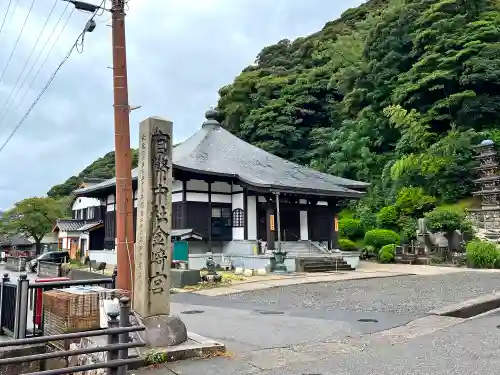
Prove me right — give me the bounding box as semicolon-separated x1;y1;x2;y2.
133;116;187;347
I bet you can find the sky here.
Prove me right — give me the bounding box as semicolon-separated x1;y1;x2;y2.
0;0;364;209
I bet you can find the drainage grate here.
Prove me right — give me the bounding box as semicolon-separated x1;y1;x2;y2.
256;310;285;315
181;310;205;315
357;318;379;323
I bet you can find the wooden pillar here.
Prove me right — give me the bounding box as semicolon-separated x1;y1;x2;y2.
243;188;248;240
207;182;212;252
328;200;340;250
266;206;275;251
181;180;187;228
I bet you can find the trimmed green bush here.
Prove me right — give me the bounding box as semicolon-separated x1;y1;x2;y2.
338;218;364;241
376;205;398;231
466;240;500;268
338;238;358;251
364;229;401;250
379;244;397;263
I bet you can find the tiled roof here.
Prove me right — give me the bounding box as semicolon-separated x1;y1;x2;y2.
171;228;203;240
78;221;103;232
54;220;86;232
75;111;369;198
0;234;33;247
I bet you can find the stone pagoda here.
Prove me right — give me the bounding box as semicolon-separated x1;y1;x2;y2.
471;139;500;241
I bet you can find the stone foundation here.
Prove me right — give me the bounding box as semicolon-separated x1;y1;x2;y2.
467;208;500;241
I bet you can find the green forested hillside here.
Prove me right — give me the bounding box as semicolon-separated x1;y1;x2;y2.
217;0;500;210
48;0;500;220
47;150;138;198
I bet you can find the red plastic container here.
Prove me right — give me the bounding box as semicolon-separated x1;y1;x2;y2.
34;277;70;326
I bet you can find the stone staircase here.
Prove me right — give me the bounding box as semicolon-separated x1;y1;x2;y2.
281;241;355;272
281;241;330;257
296;256;355;272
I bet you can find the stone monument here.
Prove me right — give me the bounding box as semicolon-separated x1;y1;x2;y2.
133;116;187;346
470;139;500;242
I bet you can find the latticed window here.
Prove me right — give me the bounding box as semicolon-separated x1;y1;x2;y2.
232;208;244;227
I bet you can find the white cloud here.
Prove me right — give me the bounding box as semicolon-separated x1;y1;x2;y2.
0;0;364;207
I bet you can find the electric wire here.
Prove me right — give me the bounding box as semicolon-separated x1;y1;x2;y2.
0;4;104;154
0;0;36;86
0;0;60;124
0;3;73;136
0;0;14;42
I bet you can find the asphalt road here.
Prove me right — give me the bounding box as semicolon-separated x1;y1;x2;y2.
161;271;500;375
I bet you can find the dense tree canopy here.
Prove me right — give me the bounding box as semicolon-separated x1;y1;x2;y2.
217;0;500;208
47;150;138;198
0;197;63;254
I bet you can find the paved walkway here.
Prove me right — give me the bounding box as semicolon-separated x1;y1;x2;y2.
186;262;500;296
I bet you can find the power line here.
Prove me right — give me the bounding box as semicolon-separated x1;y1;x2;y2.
0;4;73;135
0;6;102;154
0;0;60;123
0;0;36;85
0;0;14;42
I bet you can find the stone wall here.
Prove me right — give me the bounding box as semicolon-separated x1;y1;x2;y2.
5;257;26;272
467;208;500;230
0;344;45;375
37;261;62;278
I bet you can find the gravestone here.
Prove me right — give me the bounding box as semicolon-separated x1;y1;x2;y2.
133;116;187;347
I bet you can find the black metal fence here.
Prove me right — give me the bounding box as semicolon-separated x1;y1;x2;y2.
0;271;116;339
0;297;145;375
0;274;16;336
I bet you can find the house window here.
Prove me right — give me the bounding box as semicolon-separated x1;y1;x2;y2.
211;206;231;239
232;208;244;227
211;207;231;219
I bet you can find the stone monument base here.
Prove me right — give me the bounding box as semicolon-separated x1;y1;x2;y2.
136;314;188;347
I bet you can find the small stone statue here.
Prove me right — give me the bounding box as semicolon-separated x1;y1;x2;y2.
202;256;222;282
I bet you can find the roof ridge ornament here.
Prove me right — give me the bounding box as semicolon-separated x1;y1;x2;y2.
202;107;221;129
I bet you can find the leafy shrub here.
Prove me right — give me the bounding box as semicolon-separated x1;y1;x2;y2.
395;187;437;218
338;218;364;240
338;238;358;251
424;207;468;233
356;206;377;232
465;240;500;268
376;205;398;231
398;216;418;243
379;244;397;263
364;229;401;250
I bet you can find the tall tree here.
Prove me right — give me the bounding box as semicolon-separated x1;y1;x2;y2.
0;197;62;255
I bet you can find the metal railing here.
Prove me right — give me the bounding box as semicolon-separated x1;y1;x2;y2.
0;297;145;375
0;274;16;336
0;272;116;339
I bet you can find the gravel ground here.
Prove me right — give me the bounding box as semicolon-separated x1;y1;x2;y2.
216;272;500;315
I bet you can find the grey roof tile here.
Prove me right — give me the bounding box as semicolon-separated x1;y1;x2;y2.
75;112;368;198
78;221;104;232
54;220;86;232
0;234;33;247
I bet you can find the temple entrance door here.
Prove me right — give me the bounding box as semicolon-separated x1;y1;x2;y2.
280;208;300;241
257;207;268;241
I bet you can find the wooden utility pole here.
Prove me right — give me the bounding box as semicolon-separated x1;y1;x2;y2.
111;0;134;292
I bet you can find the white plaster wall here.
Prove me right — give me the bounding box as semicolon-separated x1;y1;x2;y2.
232;193;245;240
212;181;231;193
186;192;208;202
257;196;266;203
317;201;328;206
72;197;101;210
300;211;309;240
89;250;117;265
247;196;257;240
186;179;208;191
106;194;115;211
212;194;231;203
172;192;182;202
172;180;182;192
